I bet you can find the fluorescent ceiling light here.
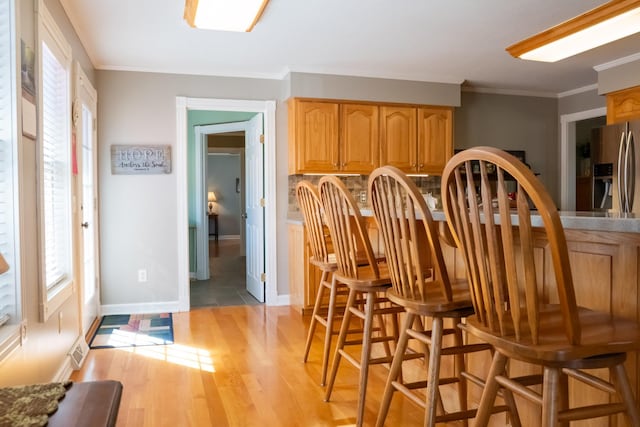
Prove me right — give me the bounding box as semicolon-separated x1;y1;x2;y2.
184;0;270;32
507;0;640;62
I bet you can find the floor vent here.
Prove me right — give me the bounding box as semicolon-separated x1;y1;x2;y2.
69;337;90;370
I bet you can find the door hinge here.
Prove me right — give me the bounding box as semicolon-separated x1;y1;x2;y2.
259;134;265;144
259;198;266;207
260;273;266;282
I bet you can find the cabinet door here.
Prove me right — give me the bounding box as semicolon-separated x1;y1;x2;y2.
380;106;417;172
292;100;339;173
417;107;453;175
340;103;379;173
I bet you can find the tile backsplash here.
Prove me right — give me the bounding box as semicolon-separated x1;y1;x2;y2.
288;174;442;212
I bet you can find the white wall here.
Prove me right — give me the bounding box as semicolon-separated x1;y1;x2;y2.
97;71;283;306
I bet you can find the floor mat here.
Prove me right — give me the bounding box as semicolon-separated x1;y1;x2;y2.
89;313;174;349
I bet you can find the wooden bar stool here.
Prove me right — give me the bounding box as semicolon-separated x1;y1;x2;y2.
296;180;348;386
369;166;512;427
442;147;640;427
319;175;403;427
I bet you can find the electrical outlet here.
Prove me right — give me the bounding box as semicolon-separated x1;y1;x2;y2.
138;269;147;283
359;191;367;204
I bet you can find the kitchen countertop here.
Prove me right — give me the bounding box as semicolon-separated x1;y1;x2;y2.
287;209;640;234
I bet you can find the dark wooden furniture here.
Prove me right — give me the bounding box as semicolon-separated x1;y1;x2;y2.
48;380;123;427
296;180;346;386
442;147;640;426
319;175;401;427
208;213;218;241
369;165;513;427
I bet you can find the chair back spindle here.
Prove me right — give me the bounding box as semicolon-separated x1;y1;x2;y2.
442;147;579;346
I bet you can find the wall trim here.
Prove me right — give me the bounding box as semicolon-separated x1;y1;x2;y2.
52;356;73;382
100;301;182;316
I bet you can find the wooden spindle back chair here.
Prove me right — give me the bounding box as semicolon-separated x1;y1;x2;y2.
296;181;345;386
441;146;640;426
369;165;509;427
319;175;401;427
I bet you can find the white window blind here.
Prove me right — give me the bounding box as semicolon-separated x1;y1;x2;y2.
0;0;19;347
41;41;70;290
38;1;72;319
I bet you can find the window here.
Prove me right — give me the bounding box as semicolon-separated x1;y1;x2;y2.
38;1;73;320
0;0;21;359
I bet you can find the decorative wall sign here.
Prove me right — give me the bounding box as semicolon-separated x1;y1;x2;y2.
111;145;172;175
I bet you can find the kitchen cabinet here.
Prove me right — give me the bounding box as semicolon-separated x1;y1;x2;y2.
380;105;453;175
288;99;378;174
288;100;339;174
607;85;640;124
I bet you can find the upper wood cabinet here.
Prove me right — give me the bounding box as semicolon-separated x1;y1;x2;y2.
607;85;640;124
380;105;453;175
379;106;417;171
289;98;453;175
340;103;379;173
417;107;453;175
288;99;339;173
288;99;379;174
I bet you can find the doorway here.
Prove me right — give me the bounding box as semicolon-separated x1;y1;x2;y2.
175;97;277;312
560;106;607;210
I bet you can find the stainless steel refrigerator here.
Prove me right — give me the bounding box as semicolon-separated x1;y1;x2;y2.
592;120;640;213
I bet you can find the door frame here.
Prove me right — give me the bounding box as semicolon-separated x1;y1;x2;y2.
175;97;277;309
559;106;606;210
74;62;100;335
194;122;248;280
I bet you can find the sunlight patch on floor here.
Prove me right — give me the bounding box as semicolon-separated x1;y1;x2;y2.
113;332;215;372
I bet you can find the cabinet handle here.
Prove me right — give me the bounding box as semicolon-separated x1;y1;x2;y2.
333;163;339;169
341;162;346;167
418;163;424;170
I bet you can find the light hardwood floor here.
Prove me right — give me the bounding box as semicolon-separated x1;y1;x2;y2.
72;305;446;426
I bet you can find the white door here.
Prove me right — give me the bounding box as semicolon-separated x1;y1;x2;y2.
245;113;265;302
75;65;100;334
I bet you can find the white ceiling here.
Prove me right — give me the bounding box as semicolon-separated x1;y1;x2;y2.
59;0;640;96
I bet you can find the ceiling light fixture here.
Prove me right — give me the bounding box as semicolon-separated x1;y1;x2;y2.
184;0;270;32
506;0;640;62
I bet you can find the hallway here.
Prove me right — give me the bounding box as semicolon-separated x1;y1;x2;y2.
190;240;261;308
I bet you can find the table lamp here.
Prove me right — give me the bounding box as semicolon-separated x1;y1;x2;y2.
0;252;8;274
208;191;217;214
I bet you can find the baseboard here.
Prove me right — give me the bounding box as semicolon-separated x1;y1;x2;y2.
275;293;290;306
52;352;74;382
100;301;183;316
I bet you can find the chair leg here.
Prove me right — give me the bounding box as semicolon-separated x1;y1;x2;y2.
325;288;356;402
475;351;508;426
558;370;569;427
425;316;444;427
542;367;560;427
612;362;640;426
320;273;338;386
452;321;468;427
375;312;415;427
303;270;328;364
355;291;377;427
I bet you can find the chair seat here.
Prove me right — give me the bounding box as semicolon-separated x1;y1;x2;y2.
309;254;338;271
462;304;640;366
386;278;474;316
334;262;391;292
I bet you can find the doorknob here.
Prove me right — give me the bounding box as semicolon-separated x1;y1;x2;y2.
81;222;89;229
241;213;248;219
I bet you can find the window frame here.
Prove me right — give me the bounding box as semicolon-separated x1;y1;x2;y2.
0;0;22;361
37;0;73;321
